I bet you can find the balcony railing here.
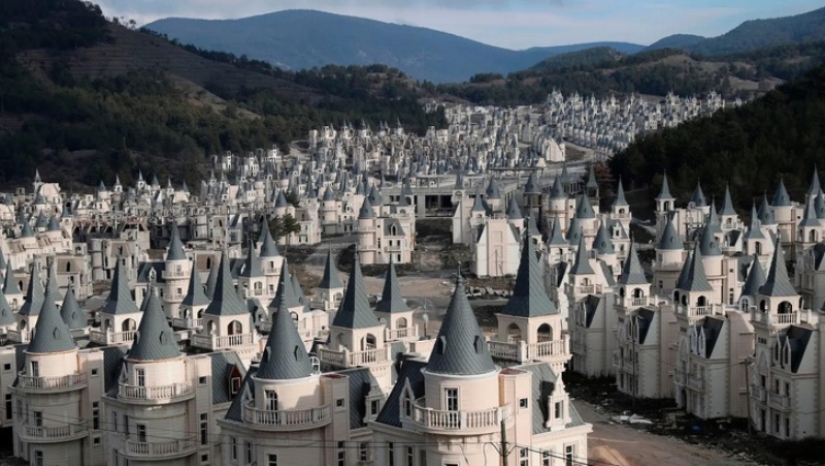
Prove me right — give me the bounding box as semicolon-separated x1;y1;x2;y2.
407;399;510;434
487;339;568;363
317;347;389;367
22;423;88;442
171;317;203;330
161;269;188;280
191;332;255;350
123;435;197;459
768;392;791;411
90;330;136;345
674;370;685;386
752;311;801;327
386;327;418;341
118;382;194;402
242;402;331;430
8;329;32;343
18;373;87;392
676;305;724;319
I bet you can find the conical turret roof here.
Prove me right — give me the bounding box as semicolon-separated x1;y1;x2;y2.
758;194;776;225
524;171;541;195
319;248;344;289
268;260;300;310
427;274;496;376
256;284;314;380
613;178;628;207
203;252;248;316
569;234;595;275
656;173;673;200
166;226;186;261
127;289;181;362
741;256;766;299
547;215;567;246
359;196;376;219
375;257;409;313
550;176;566;199
690;182;706;207
759;240;796;297
574;194;595;219
3;262;20;295
618;241;647;285
743;204;765;240
181;266;209;307
592;222;615;255
678;243;713;292
502;233;557;317
506;197;522;220
0;286;15;326
60;285;87;330
28;296;75;354
657;216;684;250
699;220;722;256
719;184;737;216
772;179;791;207
102;258;139;315
19;264;45;316
238;242;263;278
332;252;380;329
205;261;219;299
259;221;281;258
808;167;821;196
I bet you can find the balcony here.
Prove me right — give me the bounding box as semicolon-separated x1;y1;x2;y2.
768;392;791;411
613;212;632;220
242;402;331;431
406;399;511;435
487;340;568;363
752;311;802;327
613;353;622;369
386;326;418;341
90;330;136;346
171;317;203;330
18;373;87;393
317;347;389;367
21;423;89;443
676;305;724;319
161;269;188;280
751;384;767;403
7;329;31;343
118;382;194;403
618;296;654;309
622;359;636;375
122;435;197;460
191;332;255;351
687;375;705;391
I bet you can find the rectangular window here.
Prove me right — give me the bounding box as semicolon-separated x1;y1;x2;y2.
519;398;528;409
33;451;43;466
542;451;551;466
406;447;414;466
137;424;146;443
4;394;11;420
136;368;145;387
371;399;379;416
445;388;458;412
200;413;208;445
360;442;369;461
388;442;395;466
92;402;100;429
520;448;529;466
268;454;277;466
201;453;209;463
30;361;39;377
111;411;118;432
199;376;207;385
91;368;99;376
246;441;253;464
785;417;790;437
124;415;129;435
555;402;563;419
565;445;574;466
231;437;237;460
266;391;278;411
336;398;345;408
33;411;42;427
338;441;346;466
2;363;10;372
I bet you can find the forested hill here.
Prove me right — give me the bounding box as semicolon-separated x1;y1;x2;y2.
0;0;445;190
608;64;825;211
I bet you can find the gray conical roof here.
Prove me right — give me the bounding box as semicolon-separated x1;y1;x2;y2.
758;194;776;225
375;258;409;313
203;252;248;316
565;217;583;246
618;241;647;285
256;285;314;380
3;262;20;295
706;202;722;234
60;285;87;330
427;275;496;376
613;178;628;207
502;234;557;317
319;248;344;289
181;266;209;307
524;171;541;195
743;204;765;240
332;252;380;329
816;194;825;220
699;220;721;256
678;243;713;292
275;190;289;208
574;194;595;219
19;264;45;316
47;216;60;232
506;197;522;220
799;198;820;228
547;215;567;246
690;183;706;207
741;256;766;299
259;222;281;258
323;187;336;201
808;167;821;196
44;261;61;306
291;272;310;314
166;226;186;261
27;297;75;354
205;261;219;299
586;164;598;189
656;173;673;200
0;249;5;272
268;260;300;310
238;243;263;278
772;179;791;207
486;178;501;199
20;219;34;238
0;286;15;326
550;176;566;199
759;240;796;297
569;234;595;275
719;184;737;216
658;216;684;250
102;259;139;315
359;196;376;219
592;222;615;255
127;290;181;362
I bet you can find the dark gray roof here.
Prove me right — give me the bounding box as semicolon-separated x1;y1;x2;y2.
743;204;765;241
524;171;541;195
592;223;615;255
506;197;523;220
549;176;566;199
203;252;248;316
3;262;20;295
237;243;263;278
569;234;595;276
636;308;655;344
102;259;140;315
502;235;557;318
678;243;713;292
181;266;210;307
268;260;300;310
103;346;128;395
574;194;595;219
613;178;629;207
18;264;45;316
741;256;766;299
799;199;819;228
375;359;427;428
0;286;14;326
44;261;61;306
759;240;797;297
584;295;601;328
291;272;310;314
656;173;673;200
257;286;314;380
758;194;776;225
519;363;559;434
697;317;724;358
547;215;567;246
337;367;376;429
772;179;792;207
783;326;812;373
319;248;344;290
486;177;501;199
27;297;75;354
208;351;244;404
166;225;186;261
618;241;648;285
332;253;381;329
427;276;496;376
60;286;87;330
205;261;219;299
690;182;706;207
224;369;256;422
375;258;409;313
658;216;684;250
699;220;722;256
359;196;376;219
258;222;281;258
808;168;821;196
127;290;181;362
719;185;737;216
274;190;289;208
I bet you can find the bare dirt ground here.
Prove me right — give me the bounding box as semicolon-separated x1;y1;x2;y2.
574;400;758;466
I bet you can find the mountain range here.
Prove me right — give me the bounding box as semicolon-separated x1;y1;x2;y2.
146;7;825;83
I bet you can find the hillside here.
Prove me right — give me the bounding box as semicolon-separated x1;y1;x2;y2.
144;10;644;83
0;0;445;190
530;47;626;72
609;64;825;212
651;7;825;56
439;42;825;106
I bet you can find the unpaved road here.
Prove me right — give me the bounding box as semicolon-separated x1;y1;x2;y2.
574;401;758;466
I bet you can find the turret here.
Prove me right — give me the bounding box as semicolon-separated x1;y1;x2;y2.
655;172;675;214
316;248;344;312
95;257;141;346
374;257;417;342
163;224;190;318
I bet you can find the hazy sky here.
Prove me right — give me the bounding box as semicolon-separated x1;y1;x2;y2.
97;0;823;49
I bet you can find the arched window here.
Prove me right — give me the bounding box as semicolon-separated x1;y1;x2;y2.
228;320;243;335
778;301;793;314
122;319;136;332
361;334;377;351
537;323;553;342
66;262;72;273
507;323;522;343
810;230;818;243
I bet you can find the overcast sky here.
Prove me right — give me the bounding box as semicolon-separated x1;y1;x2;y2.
96;0;824;49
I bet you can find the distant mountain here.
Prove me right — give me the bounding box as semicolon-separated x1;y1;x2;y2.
144;10;644;83
647;7;825;55
646;34;705;51
530;47;626;72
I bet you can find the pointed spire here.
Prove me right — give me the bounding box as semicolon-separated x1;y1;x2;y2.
166;225;186;261
44;259;61;305
758;194;776;225
808;167;821;196
102;258;139;315
699;220;721;256
332;251;380;329
799;197;820;227
690;182;706;207
375;257;409;313
550;175;566;199
0;286;14;326
485;177;501;199
613;177;628;207
656;172;673;200
524;171;541;195
319;247;344;290
618;241;647;285
547;215;567;246
258;220;281;258
506;197;522;220
358;196;376;219
203;252;248;316
759;240;797;297
268;259;300;310
570;234;595;275
719;184;737;216
27;295;75;354
565;217;583;246
678;243;713;292
205;260;219;300
19;263;45;316
426;274;496;376
502;232;557;317
574;194;595;219
127;289;181;361
741;256;766;299
256;286;314;380
3;262;20;296
592;222;615;255
772;179;791;207
744;203;765;240
238;242;263;278
181;265;209;307
657;216;684;250
60;285;86;330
